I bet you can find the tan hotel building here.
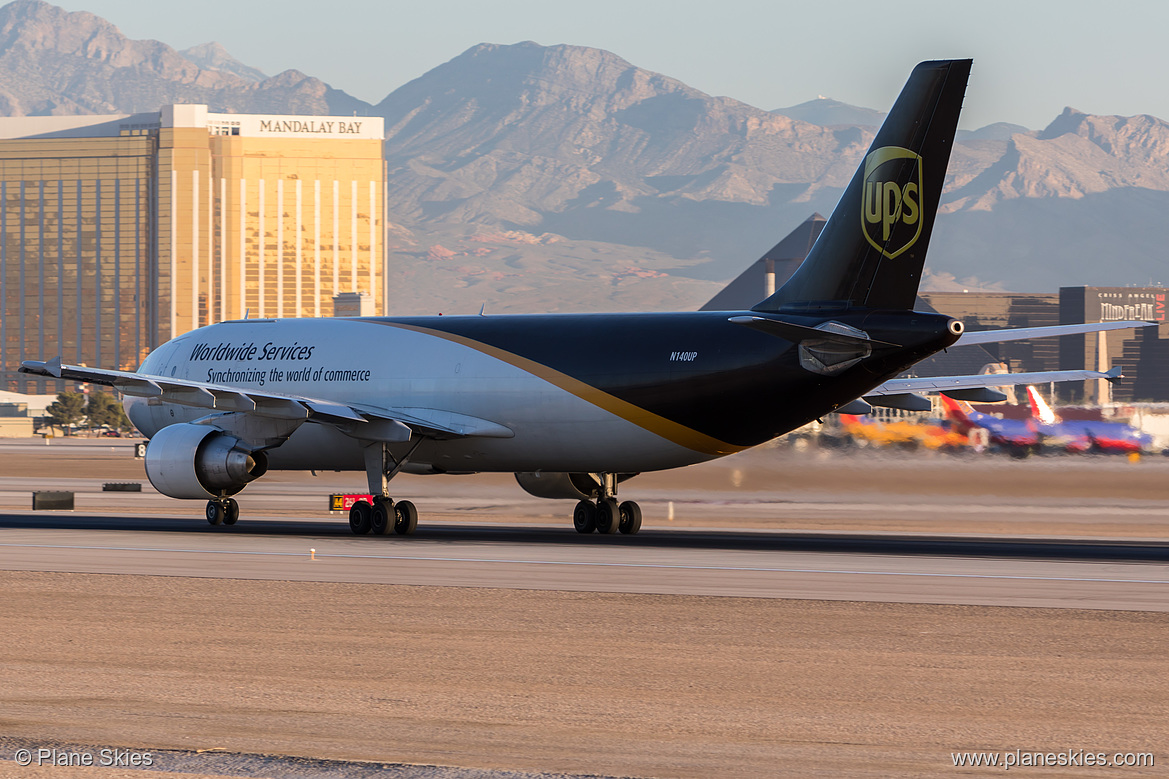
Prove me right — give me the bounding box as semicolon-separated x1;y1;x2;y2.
0;106;386;391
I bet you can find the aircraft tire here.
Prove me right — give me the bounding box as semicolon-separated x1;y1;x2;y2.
205;500;225;526
618;501;642;535
394;500;418;535
596;498;621;534
223;498;239;526
573;500;597;534
349;501;372;535
371;498;394;535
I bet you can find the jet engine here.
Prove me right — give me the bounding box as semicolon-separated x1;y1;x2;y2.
514;472;638;500
144;423;268;499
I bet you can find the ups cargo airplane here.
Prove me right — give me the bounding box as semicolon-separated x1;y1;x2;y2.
21;60;1150;536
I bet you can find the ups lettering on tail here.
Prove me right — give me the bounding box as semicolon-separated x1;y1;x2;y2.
864;180;919;240
860;146;924;259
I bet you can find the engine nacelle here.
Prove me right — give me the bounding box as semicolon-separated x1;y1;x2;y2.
144;423;268;499
514;472;639;501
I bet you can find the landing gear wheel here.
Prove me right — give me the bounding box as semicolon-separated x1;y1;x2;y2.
394;500;418;535
573;500;597;534
596;498;621;534
223;498;239;526
618;500;642;535
349;500;372;535
205;500;225;526
371;497;395;536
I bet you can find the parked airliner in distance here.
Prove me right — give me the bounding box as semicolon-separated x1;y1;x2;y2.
22;60;1150;536
940;394;1045;456
1025;387;1154;453
836;413;968;451
941;389;1154;456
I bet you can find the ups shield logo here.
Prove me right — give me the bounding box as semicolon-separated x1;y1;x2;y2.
861;146;923;259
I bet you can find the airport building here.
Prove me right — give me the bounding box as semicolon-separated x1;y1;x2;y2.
917;291;1061;379
0;106;386;392
1057;287;1169;403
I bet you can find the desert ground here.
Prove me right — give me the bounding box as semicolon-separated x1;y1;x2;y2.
0;440;1166;777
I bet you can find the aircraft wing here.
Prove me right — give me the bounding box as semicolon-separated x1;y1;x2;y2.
870;367;1121;396
18;358;513;441
956;320;1154;346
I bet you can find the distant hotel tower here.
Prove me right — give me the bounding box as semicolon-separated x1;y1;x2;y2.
0;106;386;390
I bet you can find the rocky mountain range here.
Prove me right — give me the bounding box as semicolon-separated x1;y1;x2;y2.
2;0;1168;312
178;42;267;84
376;42;1169;301
0;0;367;116
771;97;886;128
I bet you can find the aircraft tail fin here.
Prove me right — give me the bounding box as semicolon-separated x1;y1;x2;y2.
1025;385;1058;425
754;59;971;313
939;393;974;435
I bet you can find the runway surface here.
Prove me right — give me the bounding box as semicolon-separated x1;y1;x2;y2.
1;512;1167;611
2;439;1168;611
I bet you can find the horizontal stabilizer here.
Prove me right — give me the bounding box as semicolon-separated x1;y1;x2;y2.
957;320;1154;346
873;367;1123;396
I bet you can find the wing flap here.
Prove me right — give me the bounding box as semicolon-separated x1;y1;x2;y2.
304;399;366;422
167;385;217;407
865;393;932;411
113;377;163;398
252;397;310;421
210;391;258;413
374;406;515;439
338;417;412;443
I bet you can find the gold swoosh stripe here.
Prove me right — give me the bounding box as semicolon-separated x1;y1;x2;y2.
380;321;745;456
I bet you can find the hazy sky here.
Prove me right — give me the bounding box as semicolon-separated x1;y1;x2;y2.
52;0;1169;130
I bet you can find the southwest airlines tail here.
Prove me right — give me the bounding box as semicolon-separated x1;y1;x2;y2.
939;394;975;435
754;59;972;313
1025;385;1058;425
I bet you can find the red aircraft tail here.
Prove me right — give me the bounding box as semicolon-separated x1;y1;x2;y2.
1025;385;1058;425
939;394;974;435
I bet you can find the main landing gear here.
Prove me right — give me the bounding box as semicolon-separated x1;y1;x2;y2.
205;497;239;526
349;439;424;536
572;473;642;535
349;497;418;536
